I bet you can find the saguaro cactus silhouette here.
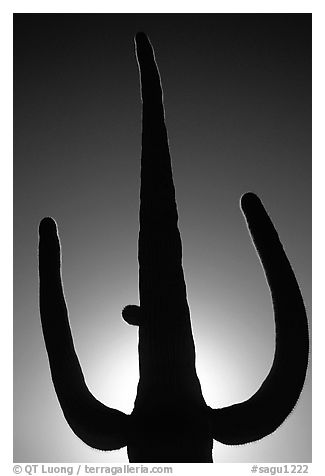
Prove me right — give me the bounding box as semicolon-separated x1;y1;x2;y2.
38;33;309;462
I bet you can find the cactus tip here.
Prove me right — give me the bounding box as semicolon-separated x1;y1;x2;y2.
240;192;260;213
39;216;57;235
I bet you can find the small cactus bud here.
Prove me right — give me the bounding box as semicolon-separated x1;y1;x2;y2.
122;305;142;326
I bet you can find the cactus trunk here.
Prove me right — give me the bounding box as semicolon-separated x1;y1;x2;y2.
127;32;212;463
135;32;204;397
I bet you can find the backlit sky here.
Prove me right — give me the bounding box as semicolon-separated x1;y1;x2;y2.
14;13;311;462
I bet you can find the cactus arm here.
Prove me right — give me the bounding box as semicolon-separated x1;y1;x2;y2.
209;192;309;445
38;217;129;450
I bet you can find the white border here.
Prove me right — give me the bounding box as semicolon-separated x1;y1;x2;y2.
4;2;322;475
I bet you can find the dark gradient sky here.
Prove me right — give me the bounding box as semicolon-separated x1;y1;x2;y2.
14;13;311;462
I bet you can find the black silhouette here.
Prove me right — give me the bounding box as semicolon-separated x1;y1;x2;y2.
38;32;309;463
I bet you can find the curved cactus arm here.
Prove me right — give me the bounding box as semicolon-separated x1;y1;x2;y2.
38;217;129;450
209;192;309;445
